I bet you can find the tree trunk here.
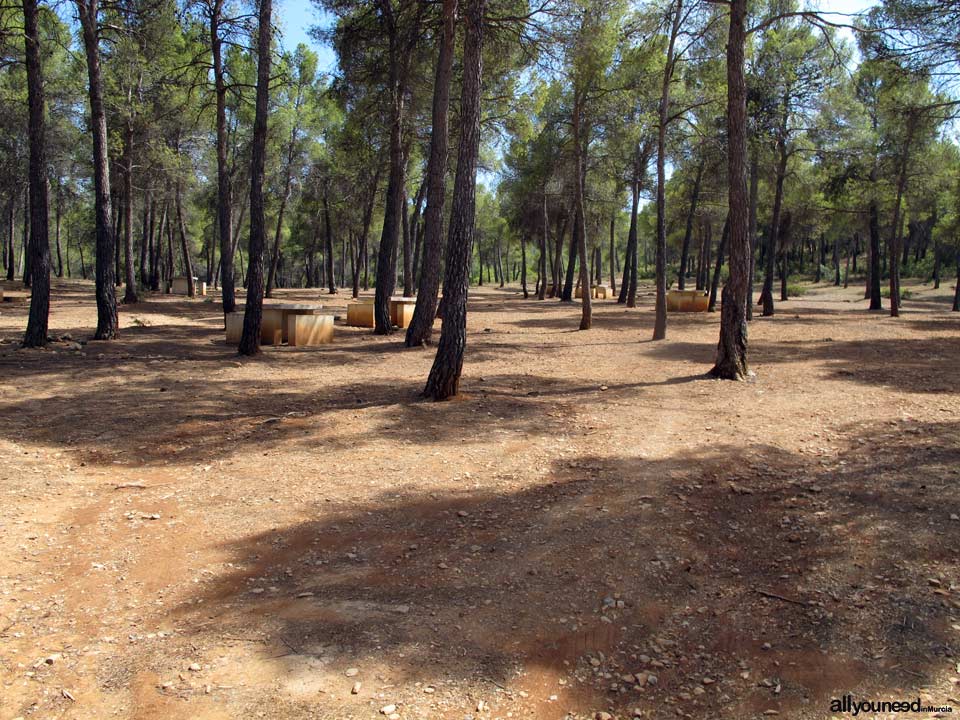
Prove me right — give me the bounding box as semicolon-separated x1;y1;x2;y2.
211;0;236;313
54;180;63;278
868;195;882;309
175;182;195;297
374;6;415;335
22;0;51;347
76;0;117;338
139;187;150;287
746;151;758;321
520;235;528;298
708;216;729;312
5;196;14;282
654;0;682;340
562;207;577;301
238;0;272;354
424;0;483;399
324;188;336;293
575;200;592;330
678;157;704;291
888;115;915;317
709;0;750;380
122;122;138;303
778;210;792;301
761;133;788;317
537;190;548;300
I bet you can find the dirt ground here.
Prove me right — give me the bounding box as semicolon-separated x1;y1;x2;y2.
0;276;958;720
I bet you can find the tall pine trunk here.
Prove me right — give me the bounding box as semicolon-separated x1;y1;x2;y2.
406;0;456;345
654;0;682;340
122;122;138;303
238;0;272;355
424;0;484;399
76;0;117;339
709;0;750;380
22;0;51;347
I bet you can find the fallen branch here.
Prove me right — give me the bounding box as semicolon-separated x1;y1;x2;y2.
755;589;811;607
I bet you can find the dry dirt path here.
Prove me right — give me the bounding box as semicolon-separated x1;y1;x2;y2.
0;278;958;720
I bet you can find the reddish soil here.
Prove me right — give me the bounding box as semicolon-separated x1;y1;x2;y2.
0;277;958;720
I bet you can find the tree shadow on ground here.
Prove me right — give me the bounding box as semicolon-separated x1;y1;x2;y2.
171;418;960;719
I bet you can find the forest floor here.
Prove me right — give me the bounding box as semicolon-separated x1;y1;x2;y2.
0;276;958;720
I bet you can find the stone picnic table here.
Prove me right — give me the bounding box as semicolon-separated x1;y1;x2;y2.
225;303;333;346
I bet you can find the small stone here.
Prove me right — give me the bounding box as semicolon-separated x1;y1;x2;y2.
380;704;397;715
457;510;469;517
761;642;772;651
595;713;613;720
351;681;361;694
702;677;715;685
345;668;359;677
423;686;435;694
929;578;942;587
646;673;658;686
951;514;959;521
188;663;202;672
477;699;486;711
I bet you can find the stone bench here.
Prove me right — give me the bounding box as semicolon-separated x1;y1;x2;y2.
287;314;334;346
262;304;325;344
390;298;416;328
225;311;244;344
170;277;206;296
346;301;375;327
666;289;709;312
0;288;30;303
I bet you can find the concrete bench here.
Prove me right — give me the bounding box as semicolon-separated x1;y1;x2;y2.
225;311;244;344
346;301;375;327
170;277;206;296
262;304;325;344
0;288;30;303
667;289;709;312
287;314;334;346
390;298;416;328
593;286;612;299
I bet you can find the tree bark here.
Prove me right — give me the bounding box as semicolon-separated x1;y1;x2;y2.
238;0;271;355
888;114;915;317
175;182;195;297
654;0;682;340
122;122;138;303
373;2;418;334
678;157;704;291
22;0;51;347
324;188;336;293
708;216;729;312
761;131;788;317
709;0;750;380
537;190;548;300
76;0;117;339
54;180;63;278
424;0;484;399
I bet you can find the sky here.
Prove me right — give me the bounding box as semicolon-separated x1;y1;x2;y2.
275;0;880;77
274;0;337;72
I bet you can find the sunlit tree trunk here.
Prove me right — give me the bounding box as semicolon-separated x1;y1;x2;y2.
424;0;484;399
709;0;750;380
238;0;272;355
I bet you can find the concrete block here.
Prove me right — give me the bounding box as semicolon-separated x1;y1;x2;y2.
287;314;334;346
346;302;375;327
